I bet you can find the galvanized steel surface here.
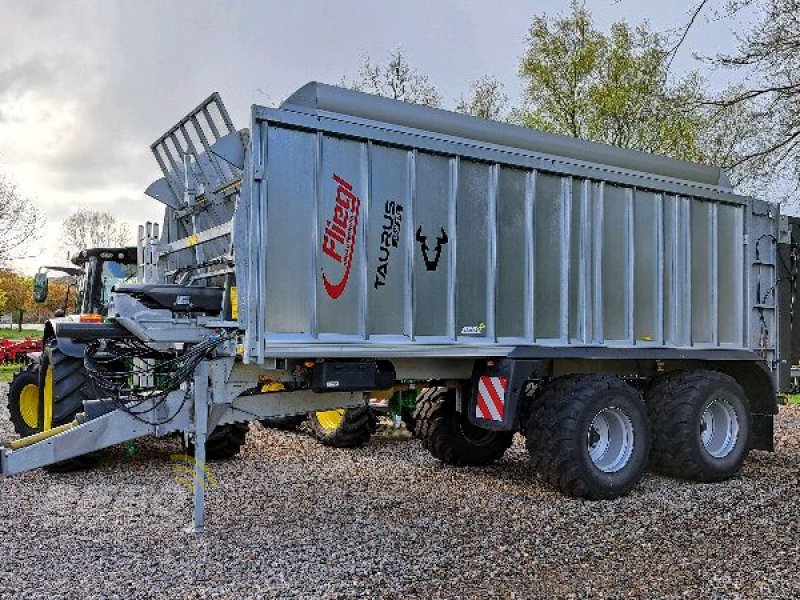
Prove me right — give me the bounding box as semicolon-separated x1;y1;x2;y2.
232;84;777;363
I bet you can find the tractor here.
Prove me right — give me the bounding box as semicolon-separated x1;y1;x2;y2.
6;245;248;462
7;247;138;440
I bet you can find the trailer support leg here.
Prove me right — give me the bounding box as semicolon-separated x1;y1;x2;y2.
191;362;209;534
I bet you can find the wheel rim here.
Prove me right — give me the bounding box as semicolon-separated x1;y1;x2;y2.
19;383;40;429
700;397;739;458
43;365;54;430
315;409;345;432
587;407;635;473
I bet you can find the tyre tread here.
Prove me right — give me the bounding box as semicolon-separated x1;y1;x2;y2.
414;387;514;466
525;374;649;500
645;370;750;482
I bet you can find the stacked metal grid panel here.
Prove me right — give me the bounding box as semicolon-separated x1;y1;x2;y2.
147;93;241;283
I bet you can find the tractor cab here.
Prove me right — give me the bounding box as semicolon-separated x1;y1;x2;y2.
33;246;138;319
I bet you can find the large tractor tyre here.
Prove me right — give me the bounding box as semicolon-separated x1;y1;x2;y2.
645;370;751;482
414;387;514;466
39;341;92;428
38;342;98;473
259;414;307;431
525;374;650;500
8;363;41;438
309;406;377;448
189;423;250;461
410;388;452;438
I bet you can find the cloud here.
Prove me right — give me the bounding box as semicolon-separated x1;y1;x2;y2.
3;0;741;277
0;58;61;121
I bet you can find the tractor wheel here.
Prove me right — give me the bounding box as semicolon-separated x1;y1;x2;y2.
525;374;650;500
645;370;751;482
38;341;99;472
260;414;307;431
309;406;376;448
8;362;41;438
414;387;514;466
39;340;91;428
189;423;250;461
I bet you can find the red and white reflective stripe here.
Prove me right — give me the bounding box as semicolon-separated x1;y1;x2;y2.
475;376;507;421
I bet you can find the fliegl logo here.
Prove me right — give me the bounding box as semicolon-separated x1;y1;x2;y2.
170;454;218;494
322;173;361;299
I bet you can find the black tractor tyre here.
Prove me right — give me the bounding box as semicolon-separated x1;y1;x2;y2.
36;341;100;473
525;374;650;500
645;370;751;482
259;414;307;431
8;363;41;438
189;423;250;461
414;387;514;466
39;340;92;427
309;406;377;448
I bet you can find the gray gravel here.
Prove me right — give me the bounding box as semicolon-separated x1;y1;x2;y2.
0;381;798;599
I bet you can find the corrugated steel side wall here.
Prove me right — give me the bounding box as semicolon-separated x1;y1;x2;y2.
236;108;774;363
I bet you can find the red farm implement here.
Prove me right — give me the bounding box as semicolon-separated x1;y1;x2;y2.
0;338;43;364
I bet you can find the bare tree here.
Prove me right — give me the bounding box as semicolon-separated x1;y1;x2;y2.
60;208;131;255
0;174;41;264
698;0;800;200
456;75;508;121
345;49;442;107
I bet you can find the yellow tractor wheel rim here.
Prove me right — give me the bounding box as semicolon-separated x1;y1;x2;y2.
315;409;345;432
43;365;54;431
19;383;40;430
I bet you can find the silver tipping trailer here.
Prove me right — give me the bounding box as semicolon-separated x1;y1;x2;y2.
2;83;783;531
238;83;766;360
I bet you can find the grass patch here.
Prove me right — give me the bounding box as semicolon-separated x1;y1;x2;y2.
0;363;19;383
0;327;40;340
784;394;800;405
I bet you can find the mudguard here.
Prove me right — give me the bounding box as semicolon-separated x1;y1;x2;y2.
467;359;549;431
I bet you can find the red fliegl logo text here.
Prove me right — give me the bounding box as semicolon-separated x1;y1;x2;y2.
321;173;360;299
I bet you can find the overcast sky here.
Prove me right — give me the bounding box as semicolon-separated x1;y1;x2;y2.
1;0;751;273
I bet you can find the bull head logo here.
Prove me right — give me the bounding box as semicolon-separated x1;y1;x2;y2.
416;226;448;272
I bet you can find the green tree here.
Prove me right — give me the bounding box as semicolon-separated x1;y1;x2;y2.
0;269;33;330
514;3;709;162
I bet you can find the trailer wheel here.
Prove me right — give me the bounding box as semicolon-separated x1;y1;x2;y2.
525;375;650;500
189;423;250;461
645;370;750;482
8;363;41;437
415;387;514;466
260;414;307;431
309;406;377;448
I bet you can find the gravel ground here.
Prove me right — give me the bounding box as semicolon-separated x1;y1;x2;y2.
0;382;798;599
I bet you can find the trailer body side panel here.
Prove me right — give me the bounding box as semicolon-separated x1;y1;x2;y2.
235;96;776;365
